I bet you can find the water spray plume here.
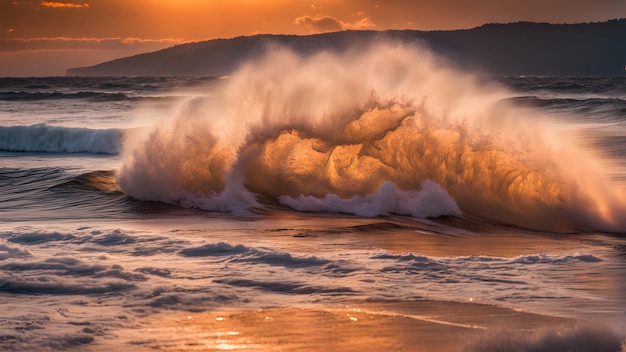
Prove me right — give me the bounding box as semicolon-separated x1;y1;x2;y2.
117;43;626;232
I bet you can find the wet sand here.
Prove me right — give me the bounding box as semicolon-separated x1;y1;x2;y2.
98;300;594;351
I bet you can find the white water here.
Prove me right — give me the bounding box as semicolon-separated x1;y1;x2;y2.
118;44;626;231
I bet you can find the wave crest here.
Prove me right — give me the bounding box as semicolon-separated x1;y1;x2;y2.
0;124;120;154
117;43;626;231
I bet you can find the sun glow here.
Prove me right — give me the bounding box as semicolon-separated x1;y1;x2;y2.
40;1;89;8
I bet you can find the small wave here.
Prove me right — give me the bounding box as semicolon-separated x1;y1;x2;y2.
52;170;121;193
214;278;354;295
179;241;330;267
0;124;121;154
372;252;603;266
507;95;626;118
511;253;603;264
509;95;626;107
7;232;75;245
179;242;249;257
0;280;136;295
0;77;220;103
237;249;330;267
372;253;433;262
501;76;626;97
0;91;132;102
466;323;625;352
0;246;142;294
0;242;32;260
346;222;420;233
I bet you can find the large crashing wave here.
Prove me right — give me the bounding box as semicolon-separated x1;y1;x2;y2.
117;43;626;231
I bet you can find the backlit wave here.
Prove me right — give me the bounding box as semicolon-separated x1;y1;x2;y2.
117;43;626;231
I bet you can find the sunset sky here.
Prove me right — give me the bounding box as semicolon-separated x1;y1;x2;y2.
1;0;625;76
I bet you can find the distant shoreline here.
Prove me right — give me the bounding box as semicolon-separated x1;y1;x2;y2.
67;19;626;77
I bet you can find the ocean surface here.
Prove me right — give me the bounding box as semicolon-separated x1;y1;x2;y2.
1;47;625;351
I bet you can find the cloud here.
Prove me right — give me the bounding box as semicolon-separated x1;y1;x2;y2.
294;14;376;33
294;15;343;32
119;37;186;45
346;17;376;30
40;1;90;8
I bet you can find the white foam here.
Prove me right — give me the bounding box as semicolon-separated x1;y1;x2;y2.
279;180;461;218
117;43;626;230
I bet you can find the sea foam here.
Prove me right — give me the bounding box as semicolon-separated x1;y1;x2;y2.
279;180;461;218
117;43;626;231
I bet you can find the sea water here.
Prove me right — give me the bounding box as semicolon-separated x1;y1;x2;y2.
1;44;625;351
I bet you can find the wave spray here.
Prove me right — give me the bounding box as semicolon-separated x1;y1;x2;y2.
117;43;626;231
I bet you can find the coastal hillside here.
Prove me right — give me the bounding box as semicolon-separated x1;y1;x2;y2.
67;19;626;77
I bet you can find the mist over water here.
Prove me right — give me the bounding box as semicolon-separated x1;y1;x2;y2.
117;43;626;232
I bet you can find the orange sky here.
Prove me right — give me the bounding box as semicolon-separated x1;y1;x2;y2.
1;0;625;76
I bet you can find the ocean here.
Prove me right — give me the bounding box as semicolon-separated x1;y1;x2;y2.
1;46;625;351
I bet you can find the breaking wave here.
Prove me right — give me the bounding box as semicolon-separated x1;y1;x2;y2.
117;43;626;231
0;124;121;154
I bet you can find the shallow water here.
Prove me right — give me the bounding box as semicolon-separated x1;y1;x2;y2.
1;216;624;350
